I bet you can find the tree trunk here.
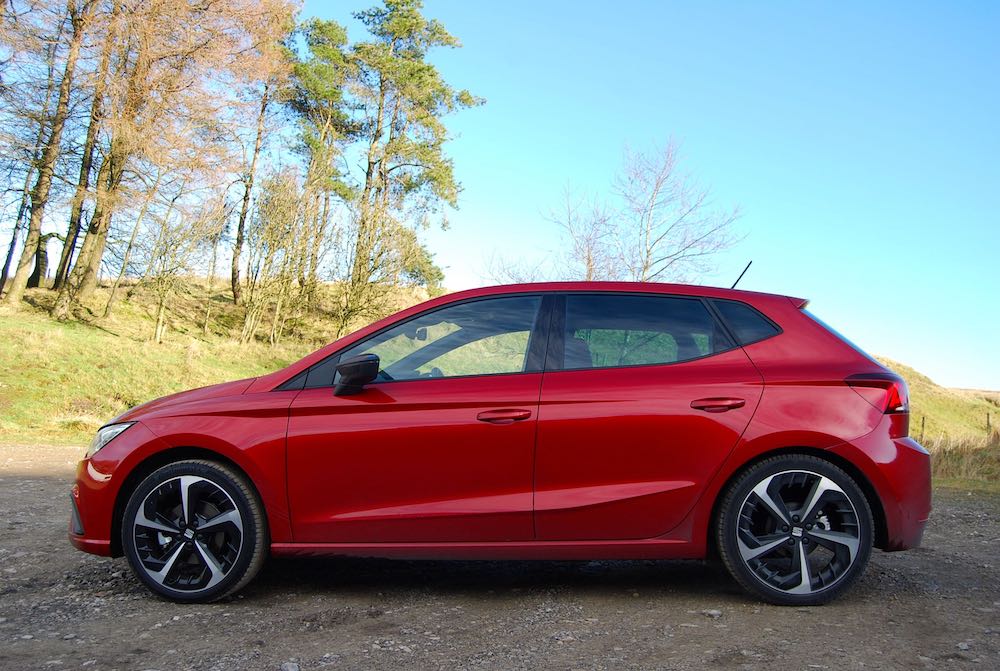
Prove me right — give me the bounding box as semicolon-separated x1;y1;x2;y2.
53;0;118;291
0;172;34;297
27;234;56;288
231;82;269;305
103;171;160;317
153;293;167;343
1;23;62;297
51;151;118;319
3;0;96;307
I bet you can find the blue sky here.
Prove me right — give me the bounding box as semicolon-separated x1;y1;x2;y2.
304;1;999;389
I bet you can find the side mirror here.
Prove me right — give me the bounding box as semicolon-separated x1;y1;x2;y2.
334;353;380;396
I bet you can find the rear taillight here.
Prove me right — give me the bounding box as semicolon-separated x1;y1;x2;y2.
846;373;910;438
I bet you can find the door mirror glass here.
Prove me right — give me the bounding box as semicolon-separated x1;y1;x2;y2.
334;354;380;396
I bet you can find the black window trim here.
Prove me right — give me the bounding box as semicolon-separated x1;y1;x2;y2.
705;297;783;347
545;291;740;373
275;292;554;390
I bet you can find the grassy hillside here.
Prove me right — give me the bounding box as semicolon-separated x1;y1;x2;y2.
0;283;996;463
0;281;424;444
877;358;999;441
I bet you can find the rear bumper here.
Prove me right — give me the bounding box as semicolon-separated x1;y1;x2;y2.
831;426;931;551
880;437;932;550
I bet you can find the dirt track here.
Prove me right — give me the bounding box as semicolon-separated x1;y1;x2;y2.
1;443;998;670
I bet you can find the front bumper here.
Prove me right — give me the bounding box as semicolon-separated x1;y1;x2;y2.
68;421;167;557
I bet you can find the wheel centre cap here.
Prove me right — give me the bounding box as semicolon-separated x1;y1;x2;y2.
183;528;195;539
791;526;803;538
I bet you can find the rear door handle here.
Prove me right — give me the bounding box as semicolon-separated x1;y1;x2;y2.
477;408;532;424
691;397;746;413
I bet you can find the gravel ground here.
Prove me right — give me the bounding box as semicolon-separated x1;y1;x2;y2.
1;443;998;671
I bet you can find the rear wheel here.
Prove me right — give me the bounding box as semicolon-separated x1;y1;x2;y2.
121;460;267;602
716;455;873;605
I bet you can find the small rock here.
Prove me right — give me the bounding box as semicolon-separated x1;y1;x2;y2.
20;634;33;640
280;663;300;671
957;642;970;650
702;609;723;619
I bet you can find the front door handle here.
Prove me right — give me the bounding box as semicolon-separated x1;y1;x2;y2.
691;397;746;413
477;408;532;424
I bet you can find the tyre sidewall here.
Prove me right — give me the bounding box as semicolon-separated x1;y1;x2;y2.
122;461;261;603
718;455;874;606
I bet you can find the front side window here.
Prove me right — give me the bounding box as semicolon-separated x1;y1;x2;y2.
561;294;733;370
309;296;543;385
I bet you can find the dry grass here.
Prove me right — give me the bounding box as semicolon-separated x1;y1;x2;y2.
927;432;1000;492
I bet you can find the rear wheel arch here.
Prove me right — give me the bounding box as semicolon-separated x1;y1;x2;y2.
707;446;889;557
110;446;261;557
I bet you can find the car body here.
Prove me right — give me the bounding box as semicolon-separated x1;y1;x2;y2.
69;282;931;604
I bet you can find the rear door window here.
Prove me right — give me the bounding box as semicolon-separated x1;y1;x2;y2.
558;294;734;370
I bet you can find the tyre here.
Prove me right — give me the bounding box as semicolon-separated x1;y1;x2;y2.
121;459;267;602
716;454;874;606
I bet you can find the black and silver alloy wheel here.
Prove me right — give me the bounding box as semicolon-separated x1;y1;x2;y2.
122;460;267;602
717;455;874;605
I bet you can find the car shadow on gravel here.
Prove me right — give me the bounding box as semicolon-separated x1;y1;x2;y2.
247;556;756;603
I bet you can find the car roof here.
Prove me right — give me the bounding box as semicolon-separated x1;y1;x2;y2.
443;281;800;304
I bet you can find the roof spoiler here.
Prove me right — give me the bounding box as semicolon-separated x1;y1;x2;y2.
787;296;809;309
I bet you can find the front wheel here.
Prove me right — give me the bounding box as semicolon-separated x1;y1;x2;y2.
716;455;874;605
121;459;267;602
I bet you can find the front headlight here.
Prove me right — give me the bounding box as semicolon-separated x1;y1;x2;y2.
86;422;134;458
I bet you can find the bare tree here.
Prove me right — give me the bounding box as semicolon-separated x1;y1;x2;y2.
614;141;740;282
484;252;548;285
3;0;98;307
549;188;621;282
484;141;740;285
240;168;300;344
52;0;119;291
230;82;270;306
49;0;296;319
0;16;61;296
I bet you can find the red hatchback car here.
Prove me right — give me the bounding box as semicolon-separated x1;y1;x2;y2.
70;282;931;605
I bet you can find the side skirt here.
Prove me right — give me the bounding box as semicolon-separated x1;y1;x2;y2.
270;539;702;561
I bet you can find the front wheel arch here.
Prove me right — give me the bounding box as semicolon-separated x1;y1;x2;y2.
111;446;260;557
707;446;888;559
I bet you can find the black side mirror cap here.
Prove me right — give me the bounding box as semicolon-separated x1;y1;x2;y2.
334;353;380;396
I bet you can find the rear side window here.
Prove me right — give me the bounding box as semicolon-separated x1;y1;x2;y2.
561;294;734;370
712;300;780;345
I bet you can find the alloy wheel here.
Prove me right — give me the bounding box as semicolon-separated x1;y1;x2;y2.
736;469;862;596
131;475;244;594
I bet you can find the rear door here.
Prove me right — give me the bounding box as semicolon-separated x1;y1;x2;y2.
533;293;763;540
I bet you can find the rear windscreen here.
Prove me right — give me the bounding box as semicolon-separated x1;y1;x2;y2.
804;310;878;362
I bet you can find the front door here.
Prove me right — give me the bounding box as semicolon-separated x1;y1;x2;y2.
286;294;547;543
533;293;763;540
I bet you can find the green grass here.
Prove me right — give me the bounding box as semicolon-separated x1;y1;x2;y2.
0;307;310;445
